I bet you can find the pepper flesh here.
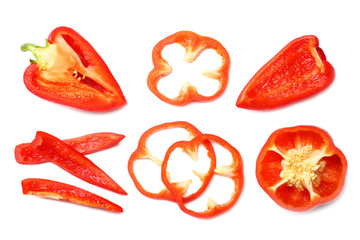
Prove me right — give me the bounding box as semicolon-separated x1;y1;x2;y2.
147;31;230;105
161;134;244;218
236;35;335;110
256;125;347;211
128;121;215;202
29;131;127;195
22;178;123;212
21;26;126;112
15;132;125;165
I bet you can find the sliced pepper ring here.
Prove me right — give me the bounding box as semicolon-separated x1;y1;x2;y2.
128;121;215;202
161;134;244;218
147;31;230;105
256;125;347;211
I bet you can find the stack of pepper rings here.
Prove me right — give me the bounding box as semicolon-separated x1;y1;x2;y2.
128;121;244;218
18;27;347;217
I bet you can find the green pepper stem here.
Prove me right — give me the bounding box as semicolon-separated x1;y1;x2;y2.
20;40;55;66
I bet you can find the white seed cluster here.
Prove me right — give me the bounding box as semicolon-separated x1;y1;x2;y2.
280;145;326;191
71;69;86;81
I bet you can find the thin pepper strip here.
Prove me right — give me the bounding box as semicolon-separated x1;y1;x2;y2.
128;121;215;202
147;31;230;105
22;178;123;212
15;132;125;165
236;35;335;110
21;26;126;112
161;134;244;218
29;131;127;195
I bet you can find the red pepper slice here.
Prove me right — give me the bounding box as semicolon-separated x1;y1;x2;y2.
236;35;335;110
128;121;215;202
15;132;125;165
21;26;126;112
22;178;123;212
29;131;127;195
161;134;244;218
256;125;347;211
147;31;230;105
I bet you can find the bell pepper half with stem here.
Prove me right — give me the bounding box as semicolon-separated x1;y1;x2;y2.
15;132;125;165
29;131;127;195
128;121;215;202
256;125;347;211
22;178;123;212
236;35;335;110
147;31;230;105
21;26;126;112
161;134;244;218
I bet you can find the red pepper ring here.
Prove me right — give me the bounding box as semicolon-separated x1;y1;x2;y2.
147;31;230;105
128;121;215;202
161;134;244;218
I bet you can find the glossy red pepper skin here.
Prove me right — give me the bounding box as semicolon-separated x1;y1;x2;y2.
236;35;335;110
21;26;126;112
161;134;244;218
15;132;125;165
147;31;230;105
128;121;215;202
29;131;127;195
256;126;347;211
22;178;123;212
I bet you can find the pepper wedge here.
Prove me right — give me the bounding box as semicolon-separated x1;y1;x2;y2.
147;31;230;105
29;131;127;195
22;178;123;212
15;132;125;165
128;121;215;202
256;125;347;211
161;134;244;218
21;26;126;112
236;35;335;110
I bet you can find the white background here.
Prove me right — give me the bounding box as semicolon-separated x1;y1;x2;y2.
1;0;359;239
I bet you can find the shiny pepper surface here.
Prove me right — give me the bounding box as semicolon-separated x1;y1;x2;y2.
236;35;335;110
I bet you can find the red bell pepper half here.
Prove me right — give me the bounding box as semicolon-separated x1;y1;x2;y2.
147;31;230;105
21;26;126;112
256;125;347;211
236;35;335;110
22;178;123;212
128;121;215;202
29;131;127;195
161;134;244;218
15;132;125;165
